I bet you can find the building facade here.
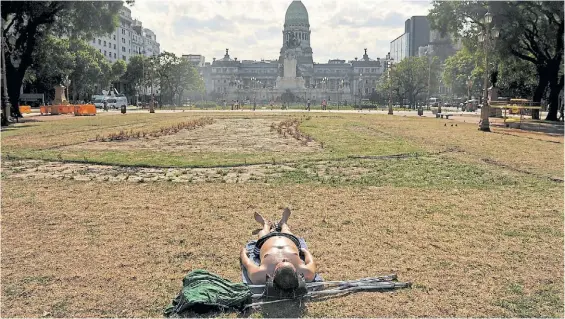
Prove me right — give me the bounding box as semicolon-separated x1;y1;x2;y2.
389;16;430;62
89;6;161;64
200;0;388;104
390;33;409;62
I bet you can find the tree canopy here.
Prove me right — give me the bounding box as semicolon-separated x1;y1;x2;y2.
2;1;126;123
428;0;564;120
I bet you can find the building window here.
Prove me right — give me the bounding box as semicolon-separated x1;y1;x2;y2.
122;38;125;43
113;35;116;40
122;46;126;52
104;41;106;47
98;39;101;45
114;53;116;58
122;55;126;60
114;44;116;49
122;29;125;35
104;50;107;56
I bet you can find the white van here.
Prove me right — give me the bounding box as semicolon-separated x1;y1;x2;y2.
107;96;128;109
92;95;107;108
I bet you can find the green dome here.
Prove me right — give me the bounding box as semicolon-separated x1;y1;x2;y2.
284;0;309;27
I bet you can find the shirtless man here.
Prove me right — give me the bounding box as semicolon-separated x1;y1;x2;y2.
240;208;316;286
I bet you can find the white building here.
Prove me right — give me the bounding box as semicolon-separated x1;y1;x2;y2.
89;6;160;64
182;54;206;68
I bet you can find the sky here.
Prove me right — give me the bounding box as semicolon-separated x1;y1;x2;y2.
129;0;432;63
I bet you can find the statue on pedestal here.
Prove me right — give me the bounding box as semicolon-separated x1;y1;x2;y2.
285;32;301;49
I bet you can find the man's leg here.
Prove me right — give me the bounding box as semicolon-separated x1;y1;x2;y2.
278;208;293;234
255;212;273;238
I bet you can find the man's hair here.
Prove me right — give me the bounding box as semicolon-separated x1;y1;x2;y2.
272;264;299;291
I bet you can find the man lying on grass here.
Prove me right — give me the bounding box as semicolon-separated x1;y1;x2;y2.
240;208;317;287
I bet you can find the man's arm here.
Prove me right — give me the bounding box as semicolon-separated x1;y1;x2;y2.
240;248;266;284
299;248;317;282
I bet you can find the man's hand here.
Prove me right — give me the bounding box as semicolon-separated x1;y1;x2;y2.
240;247;265;284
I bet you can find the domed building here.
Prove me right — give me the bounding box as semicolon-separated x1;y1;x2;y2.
280;0;313;65
204;0;389;106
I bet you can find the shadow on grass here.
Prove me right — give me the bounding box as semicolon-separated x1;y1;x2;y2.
1;124;38;131
242;299;307;318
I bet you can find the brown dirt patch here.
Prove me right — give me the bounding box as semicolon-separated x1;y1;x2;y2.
1;159;295;183
65;118;320;153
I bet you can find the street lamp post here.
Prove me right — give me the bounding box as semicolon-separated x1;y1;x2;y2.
478;10;499;132
467;76;473;101
149;57;155;113
358;74;363;111
387;58;394;115
426;47;433;111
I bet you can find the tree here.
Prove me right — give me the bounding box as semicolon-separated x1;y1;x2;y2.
429;1;564;121
497;55;538;99
107;59;126;94
174;59;203;106
389;56;439;108
22;36;75;101
23;36;112;103
122;55;146;101
152;52;204;106
69;39;112;101
2;1;125;123
442;48;483;99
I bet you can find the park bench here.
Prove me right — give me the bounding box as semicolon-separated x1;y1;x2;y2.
436;113;453;119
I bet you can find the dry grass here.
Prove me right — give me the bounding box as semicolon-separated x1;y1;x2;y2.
270;118;314;146
1;180;562;317
1;111;563;318
344;115;564;179
94;117;214;141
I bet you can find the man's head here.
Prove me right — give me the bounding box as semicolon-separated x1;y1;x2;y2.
272;262;299;291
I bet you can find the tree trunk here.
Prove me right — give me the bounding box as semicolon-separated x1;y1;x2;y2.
1;40;9;126
532;66;549;104
546;74;563;121
6;62;24;118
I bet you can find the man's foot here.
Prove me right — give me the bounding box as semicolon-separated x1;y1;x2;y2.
254;212;272;227
280;207;291;225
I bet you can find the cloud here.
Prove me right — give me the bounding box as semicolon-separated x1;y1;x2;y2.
173;15;235;33
332;12;406;28
130;0;432;63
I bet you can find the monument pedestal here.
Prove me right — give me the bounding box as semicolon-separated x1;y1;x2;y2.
275;76;306;90
53;85;69;105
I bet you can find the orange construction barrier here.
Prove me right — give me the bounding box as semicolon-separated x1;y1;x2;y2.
50;105;61;115
40;105;51;115
60;105;74;114
19;105;31;114
48;105;73;115
74;104;97;116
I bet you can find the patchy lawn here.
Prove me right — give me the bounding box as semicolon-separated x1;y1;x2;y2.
1;111;563;317
1;180;562;317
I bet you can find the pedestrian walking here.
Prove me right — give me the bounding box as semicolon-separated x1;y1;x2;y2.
306;98;311;111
